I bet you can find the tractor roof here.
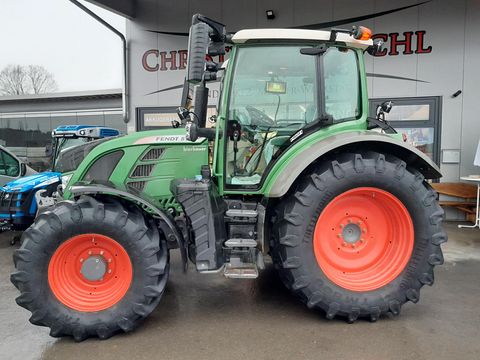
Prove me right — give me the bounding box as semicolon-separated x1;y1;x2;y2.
232;29;372;49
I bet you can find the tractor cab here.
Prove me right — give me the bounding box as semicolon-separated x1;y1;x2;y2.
180;16;381;191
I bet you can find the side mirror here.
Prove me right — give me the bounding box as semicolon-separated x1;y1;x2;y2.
20;162;26;176
367;38;385;56
186;21;210;83
45;143;53;157
380;100;393;114
376;100;393;121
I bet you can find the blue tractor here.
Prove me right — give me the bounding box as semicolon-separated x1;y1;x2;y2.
0;125;120;244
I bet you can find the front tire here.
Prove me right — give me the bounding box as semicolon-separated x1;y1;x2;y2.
270;152;447;322
11;196;169;341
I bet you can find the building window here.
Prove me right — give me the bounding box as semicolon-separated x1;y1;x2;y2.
0;110;125;172
369;97;442;164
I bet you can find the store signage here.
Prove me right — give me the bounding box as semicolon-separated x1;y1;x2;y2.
372;30;431;56
142;47;231;72
141;31;431;72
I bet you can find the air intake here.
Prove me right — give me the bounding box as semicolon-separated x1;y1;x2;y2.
131;163;155;178
127;181;146;191
142;148;164;161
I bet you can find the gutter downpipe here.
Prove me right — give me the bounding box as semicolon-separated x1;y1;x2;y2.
69;0;129;124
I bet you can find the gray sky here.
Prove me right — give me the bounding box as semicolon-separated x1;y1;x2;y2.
0;0;125;93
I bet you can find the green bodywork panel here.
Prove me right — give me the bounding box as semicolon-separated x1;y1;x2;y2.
63;129;209;210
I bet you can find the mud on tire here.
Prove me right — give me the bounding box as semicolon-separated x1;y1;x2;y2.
11;196;169;341
270;152;447;322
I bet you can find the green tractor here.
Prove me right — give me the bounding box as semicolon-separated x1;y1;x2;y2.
11;15;446;341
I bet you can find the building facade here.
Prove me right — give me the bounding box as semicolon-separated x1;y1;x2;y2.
88;0;478;187
0;89;125;171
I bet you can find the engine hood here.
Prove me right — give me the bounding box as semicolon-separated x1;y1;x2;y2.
2;172;61;193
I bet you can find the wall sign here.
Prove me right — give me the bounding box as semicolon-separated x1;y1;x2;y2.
142;30;431;73
372;31;432;56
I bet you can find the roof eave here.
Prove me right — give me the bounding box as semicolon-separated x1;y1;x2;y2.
84;0;136;19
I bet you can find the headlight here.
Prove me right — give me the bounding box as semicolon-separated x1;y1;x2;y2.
61;174;73;189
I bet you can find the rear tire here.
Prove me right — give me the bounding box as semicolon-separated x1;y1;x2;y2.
270;152;447;322
11;196;169;341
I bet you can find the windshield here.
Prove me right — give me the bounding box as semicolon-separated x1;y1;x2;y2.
225;45;360;186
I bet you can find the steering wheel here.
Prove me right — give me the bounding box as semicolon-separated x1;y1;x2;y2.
245;105;275;127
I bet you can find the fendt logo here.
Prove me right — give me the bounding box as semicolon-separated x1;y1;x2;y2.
141;30;431;72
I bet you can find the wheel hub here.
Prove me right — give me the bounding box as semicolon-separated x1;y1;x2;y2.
341;223;362;244
48;233;133;312
80;255;107;281
313;187;414;292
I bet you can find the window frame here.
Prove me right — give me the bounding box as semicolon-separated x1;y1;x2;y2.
369;96;442;165
222;43;364;191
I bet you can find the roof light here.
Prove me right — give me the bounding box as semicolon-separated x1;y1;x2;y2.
352;26;372;41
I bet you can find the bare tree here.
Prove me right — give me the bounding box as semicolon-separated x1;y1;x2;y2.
0;64;58;95
0;65;29;95
26;65;58;94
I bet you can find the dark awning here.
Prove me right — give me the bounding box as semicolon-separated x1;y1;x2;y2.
84;0;136;19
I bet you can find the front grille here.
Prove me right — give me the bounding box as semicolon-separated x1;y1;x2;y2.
131;163;155;178
127;181;146;191
0;189;27;213
0;191;19;207
142;148;165;161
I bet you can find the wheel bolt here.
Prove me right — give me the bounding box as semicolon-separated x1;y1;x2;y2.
360;239;365;243
108;258;112;263
80;258;84;263
100;250;104;256
351;243;356;248
342;242;347;247
337;234;341;238
347;219;352;223
108;269;112;274
340;224;344;229
88;250;92;255
357;221;361;225
362;229;366;233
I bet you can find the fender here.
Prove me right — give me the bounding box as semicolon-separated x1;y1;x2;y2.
69;184;188;270
266;130;441;198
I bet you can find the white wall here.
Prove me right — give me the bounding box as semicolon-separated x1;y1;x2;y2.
127;0;480;189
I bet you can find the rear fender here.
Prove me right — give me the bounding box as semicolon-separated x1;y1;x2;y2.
267;130;441;198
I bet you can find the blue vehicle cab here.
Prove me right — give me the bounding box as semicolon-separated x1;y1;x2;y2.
0;125;120;244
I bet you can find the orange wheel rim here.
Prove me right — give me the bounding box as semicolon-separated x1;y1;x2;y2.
48;233;133;312
314;187;414;292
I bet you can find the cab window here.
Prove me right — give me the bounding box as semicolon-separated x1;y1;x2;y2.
0;149;20;177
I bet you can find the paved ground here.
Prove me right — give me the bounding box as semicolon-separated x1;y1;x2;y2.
1;222;479;360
